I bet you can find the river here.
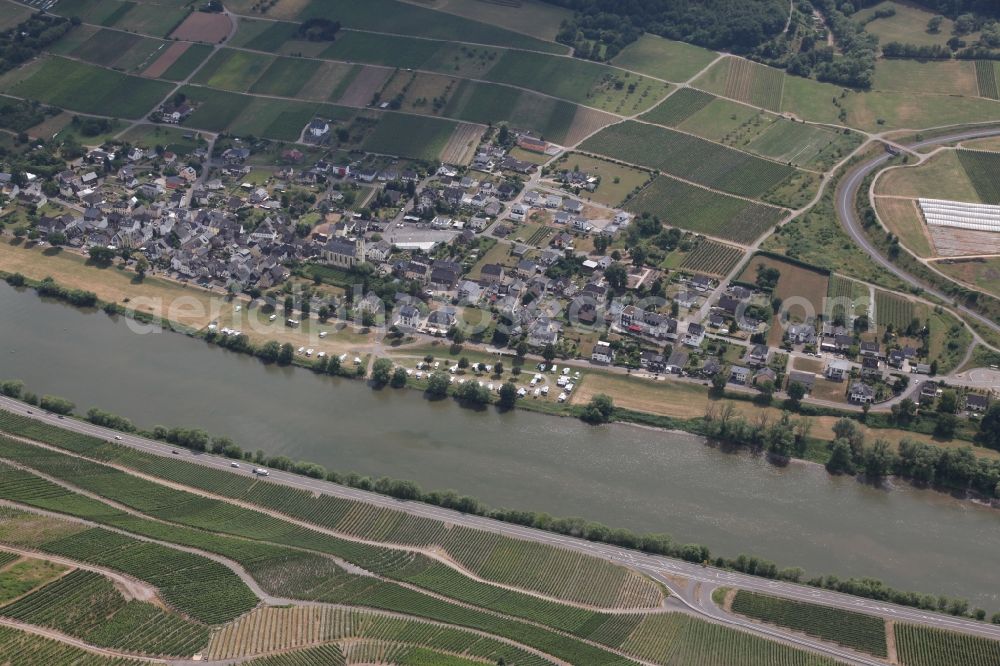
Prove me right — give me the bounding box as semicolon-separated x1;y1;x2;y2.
1;281;997;607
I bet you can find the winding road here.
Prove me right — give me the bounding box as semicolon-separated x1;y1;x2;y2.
4;396;1000;666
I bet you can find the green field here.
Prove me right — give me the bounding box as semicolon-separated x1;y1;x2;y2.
192;49;274;92
0;556;66;605
69;28;167;74
362;112;456;160
0;0;32;30
0;56;171;119
0;569;210;656
873;59;978;97
895;623;1000;666
483;49;670;114
249;57;322;97
231;19;300;52
854;1;960;48
159;43;213;81
625;175;785;244
695;57;783;111
296;0;566;54
731;591;888;657
956;149;1000;204
641;88;715;126
612;34;719;82
443;79;577;143
176;85;247;131
320;30;444;69
552;153;652;206
581;120;798;199
747;120;847;168
680;240;745;276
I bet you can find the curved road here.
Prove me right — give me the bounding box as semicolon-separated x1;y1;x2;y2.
836;128;1000;340
5;398;1000;666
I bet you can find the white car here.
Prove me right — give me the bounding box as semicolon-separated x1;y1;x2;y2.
114;435;123;441
230;462;240;468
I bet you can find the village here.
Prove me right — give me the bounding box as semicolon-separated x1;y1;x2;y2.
0;117;991;419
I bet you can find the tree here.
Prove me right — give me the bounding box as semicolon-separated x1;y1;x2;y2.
826;439;856;475
134;255;149;281
863;439;895;479
451;327;466;345
515;340;528;358
604;262;628;290
542;344;556;363
630;244;647;267
493;361;503;375
458;357;469;369
426;372;450;398
786;381;806;406
927;15;944;33
593;234;610;254
937;389;957;414
581;394;614;424
277;342;294;365
258;340;281;363
40;395;75;415
284;296;294;316
976;404;1000;450
455;380;490;405
710;371;727;396
371;358;393;386
934;413;957;439
755;264;780;290
390;367;408;388
498;382;518;409
87;246;116;266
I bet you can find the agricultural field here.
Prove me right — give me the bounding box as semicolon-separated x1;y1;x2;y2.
483;50;671;114
746;121;856;169
680;240;745;276
0;556;67;605
826;275;869;320
443;80;577;144
875;290;916;331
52;0;189;37
581;121;798;200
67;29;169;75
694;57;783;111
0;0;32;30
874;197;934;258
153;43;213;81
414;0;571;42
192;49;275;93
730;591;888;657
611;34;720;83
976;60;999;100
641;88;715;127
295;0;566;54
551;153;652;207
168;9;232;43
361;112;458;161
876;150;982;202
0;56;171;119
872;59;978;97
322;31;445;69
932;257;1000;300
0;624;142;666
0;569;210;656
625;175;786;244
250;57;322;97
956;150;1000;204
895;623;1000;666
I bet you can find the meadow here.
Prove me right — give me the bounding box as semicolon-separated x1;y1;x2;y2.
611;34;719;83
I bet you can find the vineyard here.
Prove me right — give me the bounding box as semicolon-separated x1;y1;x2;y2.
874;290;915;331
895;623;1000;666
0;625;142;665
826;275;862;321
680;240;745;276
730;591;888;657
581;121;798;199
957;149;1000;204
0;556;67;605
0;415;662;611
208;606;555;665
0;551;17;569
975;61;999;100
724;58;784;111
526;225;553;246
642;88;715;127
243;644;346;666
626;175;785;244
0;569;210;656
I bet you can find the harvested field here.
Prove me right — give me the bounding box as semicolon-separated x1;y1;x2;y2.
927;225;1000;257
142;42;190;79
874;197;934;258
169;10;233;43
440;122;485;165
563;105;618;146
336;66;391;107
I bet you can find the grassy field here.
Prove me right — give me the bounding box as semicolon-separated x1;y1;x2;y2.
483;50;671;114
297;0;565;54
731;591;887;657
0;56;171;119
876;150;982;202
192;49;274;92
932;257;1000;299
553;153;652;207
0;0;32;30
874;196;934;257
443;79;578;144
249;56;321;97
872;59;978;97
119;124;205;154
0;557;67;605
625;175;785;244
581;121;798;199
158;43;213;81
854;1;962;48
361;112;457;160
612;34;719;82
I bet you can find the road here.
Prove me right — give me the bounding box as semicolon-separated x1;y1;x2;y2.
5;396;1000;665
835;128;1000;341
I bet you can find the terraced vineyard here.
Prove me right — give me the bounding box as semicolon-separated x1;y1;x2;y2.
642;88;715;127
0;569;210;656
581;121;797;199
731;591;888;657
626;175;785;243
243;644;347;666
896;623;1000;666
0;625;142;665
976;61;999;100
875;290;915;330
208;605;554;665
956;149;1000;204
680;240;745;276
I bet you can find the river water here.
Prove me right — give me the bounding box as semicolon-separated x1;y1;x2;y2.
0;282;997;607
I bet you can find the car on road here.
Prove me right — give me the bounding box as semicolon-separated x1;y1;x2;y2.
230;462;240;468
171;450;179;455
253;468;269;476
114;435;122;440
25;410;31;414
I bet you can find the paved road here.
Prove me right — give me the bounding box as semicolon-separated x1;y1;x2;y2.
5;397;1000;662
835;128;1000;340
